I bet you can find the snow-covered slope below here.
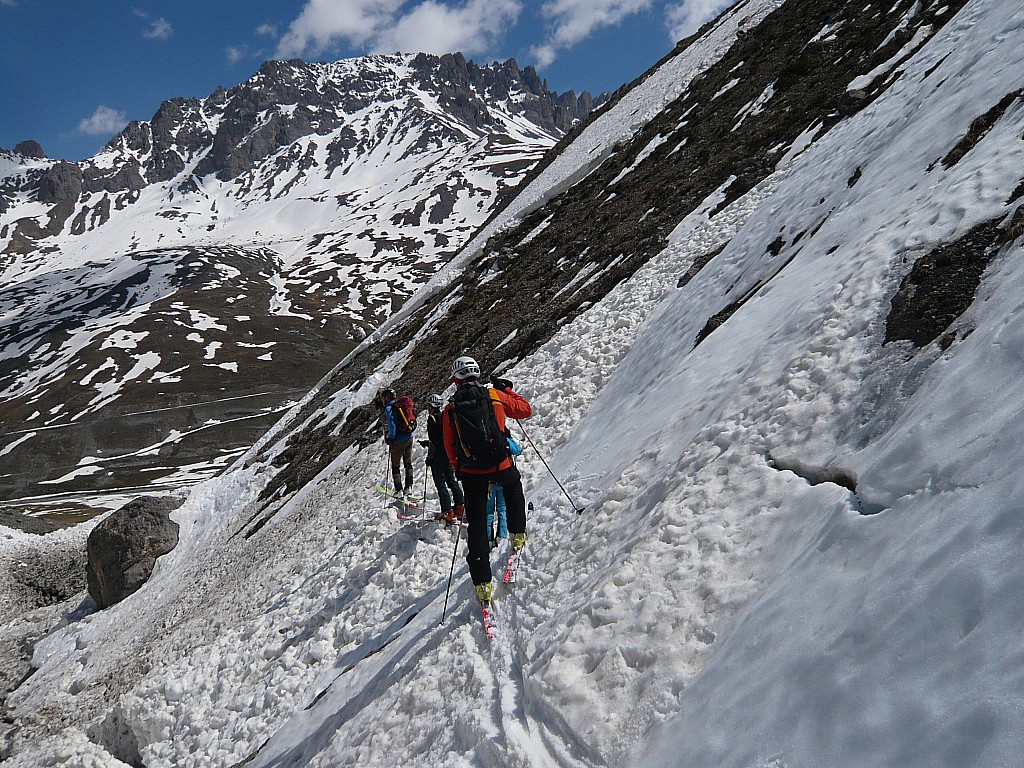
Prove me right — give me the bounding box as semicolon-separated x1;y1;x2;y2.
5;0;1024;766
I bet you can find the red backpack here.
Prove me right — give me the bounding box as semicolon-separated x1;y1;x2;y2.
392;395;417;436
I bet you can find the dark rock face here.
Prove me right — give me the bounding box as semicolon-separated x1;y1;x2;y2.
37;161;83;204
187;58;365;180
184;54;592;182
886;220;1005;348
148;97;209;181
86;497;181;610
10;52;587;212
83;160;146;195
411;52;595;135
14;141;45;159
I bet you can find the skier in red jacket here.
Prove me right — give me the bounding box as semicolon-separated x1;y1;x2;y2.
442;355;531;603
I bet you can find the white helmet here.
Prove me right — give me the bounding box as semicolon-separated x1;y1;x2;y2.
451;355;481;381
427;393;445;408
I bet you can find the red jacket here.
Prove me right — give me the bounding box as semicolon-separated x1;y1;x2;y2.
443;385;532;473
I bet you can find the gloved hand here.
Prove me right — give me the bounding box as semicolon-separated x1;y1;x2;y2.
492;377;513;392
418;440;430;447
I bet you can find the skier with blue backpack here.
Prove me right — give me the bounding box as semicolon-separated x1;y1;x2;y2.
487;434;522;547
376;387;417;499
487;484;507;547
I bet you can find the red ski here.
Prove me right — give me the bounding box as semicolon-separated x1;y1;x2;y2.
502;549;521;584
479;599;496;639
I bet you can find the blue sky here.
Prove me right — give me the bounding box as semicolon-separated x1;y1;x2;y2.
0;0;732;161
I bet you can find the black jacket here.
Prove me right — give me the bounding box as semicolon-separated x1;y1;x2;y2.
425;411;448;467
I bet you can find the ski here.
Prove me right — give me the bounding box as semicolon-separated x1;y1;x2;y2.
502;548;522;584
504;504;530;583
375;485;422;509
396;511;433;523
479;598;496;639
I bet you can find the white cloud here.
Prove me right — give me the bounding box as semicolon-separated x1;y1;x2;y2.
276;0;406;57
226;45;248;64
256;23;278;37
530;42;558;69
276;0;519;59
529;0;652;68
143;17;173;39
665;0;732;41
77;106;129;136
372;0;521;57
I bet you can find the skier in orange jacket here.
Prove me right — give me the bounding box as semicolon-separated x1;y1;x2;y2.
442;355;531;602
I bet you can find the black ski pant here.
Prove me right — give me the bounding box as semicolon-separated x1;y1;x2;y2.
389;440;414;493
429;459;464;512
461;465;526;585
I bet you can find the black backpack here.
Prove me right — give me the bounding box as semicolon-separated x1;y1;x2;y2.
448;383;510;470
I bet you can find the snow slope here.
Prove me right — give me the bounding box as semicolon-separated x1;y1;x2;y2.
5;1;1024;766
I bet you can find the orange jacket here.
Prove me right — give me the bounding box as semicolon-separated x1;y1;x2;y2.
443;385;532;474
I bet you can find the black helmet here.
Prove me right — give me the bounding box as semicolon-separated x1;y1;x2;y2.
375;387;396;407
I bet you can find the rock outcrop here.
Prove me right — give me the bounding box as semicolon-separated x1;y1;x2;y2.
14;141;45;159
86;497;181;609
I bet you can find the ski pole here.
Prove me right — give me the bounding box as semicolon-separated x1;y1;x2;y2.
422;459;429;515
380;443;391;513
516;419;585;515
440;520;462;624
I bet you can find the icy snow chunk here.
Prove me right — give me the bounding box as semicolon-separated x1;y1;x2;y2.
164;679;186;702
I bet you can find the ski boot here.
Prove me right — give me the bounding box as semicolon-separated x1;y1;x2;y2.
475;581;494;603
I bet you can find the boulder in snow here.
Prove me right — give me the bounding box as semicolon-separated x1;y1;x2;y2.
86;497;180;609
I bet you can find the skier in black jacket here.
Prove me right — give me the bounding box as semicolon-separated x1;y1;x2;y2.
422;393;465;523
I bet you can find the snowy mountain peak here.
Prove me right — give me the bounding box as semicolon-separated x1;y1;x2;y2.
85;52;594;189
0;53;594;515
